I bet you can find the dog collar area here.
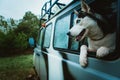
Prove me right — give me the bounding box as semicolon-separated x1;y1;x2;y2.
90;35;106;41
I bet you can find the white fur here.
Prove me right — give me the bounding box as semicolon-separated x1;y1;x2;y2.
80;45;88;67
68;0;116;67
71;17;115;67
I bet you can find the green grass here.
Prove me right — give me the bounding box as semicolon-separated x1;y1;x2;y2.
0;54;34;80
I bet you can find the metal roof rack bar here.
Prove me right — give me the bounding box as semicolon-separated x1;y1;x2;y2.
40;0;66;24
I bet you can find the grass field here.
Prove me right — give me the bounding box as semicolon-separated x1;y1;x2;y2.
0;54;34;80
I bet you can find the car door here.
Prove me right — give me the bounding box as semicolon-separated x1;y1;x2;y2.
33;27;46;79
53;0;120;79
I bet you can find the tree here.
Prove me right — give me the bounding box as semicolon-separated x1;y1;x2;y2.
2;20;8;28
10;18;16;26
0;15;8;29
0;12;40;55
15;11;39;38
0;31;5;47
0;15;4;21
14;32;28;50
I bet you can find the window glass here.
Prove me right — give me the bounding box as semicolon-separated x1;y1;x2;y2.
54;15;70;49
73;13;78;25
53;12;87;52
43;24;52;48
70;13;80;50
54;13;81;51
70;38;79;50
38;28;45;46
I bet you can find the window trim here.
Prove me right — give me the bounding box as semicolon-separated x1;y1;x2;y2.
52;0;120;60
116;0;120;52
36;27;45;48
53;11;82;54
53;13;71;50
43;23;52;48
101;0;120;60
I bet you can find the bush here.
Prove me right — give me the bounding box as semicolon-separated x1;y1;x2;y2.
0;31;13;55
14;32;28;50
2;30;16;49
0;31;5;49
0;30;29;56
0;11;39;56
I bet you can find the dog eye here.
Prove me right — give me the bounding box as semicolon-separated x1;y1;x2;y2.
76;20;80;23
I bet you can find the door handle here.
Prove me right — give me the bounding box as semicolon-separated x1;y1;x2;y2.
36;53;40;56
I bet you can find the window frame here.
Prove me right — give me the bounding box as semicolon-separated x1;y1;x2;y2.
37;31;41;47
53;12;83;53
53;13;70;50
53;0;120;59
37;28;45;47
43;23;52;48
114;0;120;58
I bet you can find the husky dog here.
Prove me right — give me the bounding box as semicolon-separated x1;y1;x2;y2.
67;0;116;67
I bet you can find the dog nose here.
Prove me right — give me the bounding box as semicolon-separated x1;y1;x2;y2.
67;32;70;36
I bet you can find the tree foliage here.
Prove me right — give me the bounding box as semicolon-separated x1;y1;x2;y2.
15;11;39;38
0;15;8;28
10;18;16;26
0;11;40;56
14;32;28;50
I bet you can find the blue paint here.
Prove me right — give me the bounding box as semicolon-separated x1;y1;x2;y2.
28;37;35;47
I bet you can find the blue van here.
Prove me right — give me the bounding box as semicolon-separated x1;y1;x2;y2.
33;0;120;80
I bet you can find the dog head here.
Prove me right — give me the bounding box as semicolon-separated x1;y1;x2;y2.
67;0;106;41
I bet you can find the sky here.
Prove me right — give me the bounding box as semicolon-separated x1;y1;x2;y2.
0;0;47;20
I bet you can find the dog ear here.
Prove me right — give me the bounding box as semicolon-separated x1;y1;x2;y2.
74;10;79;16
81;0;90;13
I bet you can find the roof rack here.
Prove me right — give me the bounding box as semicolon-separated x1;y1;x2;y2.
40;0;66;25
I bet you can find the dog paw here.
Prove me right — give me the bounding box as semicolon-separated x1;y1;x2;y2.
96;47;110;58
79;57;88;67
